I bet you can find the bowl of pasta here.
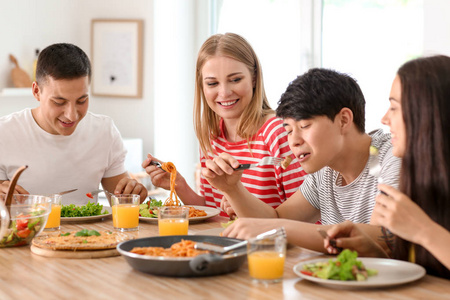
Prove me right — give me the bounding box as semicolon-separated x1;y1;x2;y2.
117;235;247;277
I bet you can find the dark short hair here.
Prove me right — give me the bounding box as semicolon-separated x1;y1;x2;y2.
36;43;91;84
276;68;366;133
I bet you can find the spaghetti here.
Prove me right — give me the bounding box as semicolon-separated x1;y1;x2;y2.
188;206;207;218
161;162;180;206
130;239;209;257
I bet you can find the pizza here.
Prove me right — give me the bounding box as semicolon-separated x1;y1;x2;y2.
32;229;130;251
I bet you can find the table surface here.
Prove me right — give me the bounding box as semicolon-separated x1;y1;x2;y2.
0;214;449;300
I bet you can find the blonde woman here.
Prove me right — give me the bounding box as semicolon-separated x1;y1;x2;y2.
143;33;306;217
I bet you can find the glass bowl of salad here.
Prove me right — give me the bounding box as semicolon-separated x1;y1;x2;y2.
0;194;52;247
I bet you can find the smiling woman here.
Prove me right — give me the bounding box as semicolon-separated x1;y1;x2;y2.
143;33;306;218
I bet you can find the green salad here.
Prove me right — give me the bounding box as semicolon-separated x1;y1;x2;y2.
139;197;163;218
61;201;108;217
301;249;378;281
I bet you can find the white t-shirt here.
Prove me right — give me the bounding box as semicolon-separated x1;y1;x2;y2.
301;129;401;225
0;108;127;204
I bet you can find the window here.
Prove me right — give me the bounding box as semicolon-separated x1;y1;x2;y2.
213;0;311;109
213;0;423;132
322;0;423;131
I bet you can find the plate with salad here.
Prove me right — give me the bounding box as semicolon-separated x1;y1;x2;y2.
294;249;426;289
139;198;220;224
61;202;111;222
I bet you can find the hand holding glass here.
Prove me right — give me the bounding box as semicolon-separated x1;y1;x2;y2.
111;194;140;231
158;206;189;236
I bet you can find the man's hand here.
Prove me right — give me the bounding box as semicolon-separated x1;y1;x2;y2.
0;181;29;196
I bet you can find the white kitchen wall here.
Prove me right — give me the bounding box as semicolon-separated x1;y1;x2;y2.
0;0;210;189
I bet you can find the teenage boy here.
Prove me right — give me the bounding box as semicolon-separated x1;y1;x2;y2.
0;43;147;204
202;68;401;252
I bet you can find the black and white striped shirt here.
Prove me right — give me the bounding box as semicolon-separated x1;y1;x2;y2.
301;129;401;225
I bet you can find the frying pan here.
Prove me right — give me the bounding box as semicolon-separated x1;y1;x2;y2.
117;235;247;277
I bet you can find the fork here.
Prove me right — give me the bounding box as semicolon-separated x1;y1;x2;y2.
194;227;286;253
150;161;166;172
368;146;387;195
86;189;112;199
233;156;284;170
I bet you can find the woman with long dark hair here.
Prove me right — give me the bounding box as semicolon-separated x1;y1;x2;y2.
325;55;450;278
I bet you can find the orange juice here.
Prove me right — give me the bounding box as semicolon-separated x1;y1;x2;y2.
45;204;61;229
158;219;189;236
248;251;285;280
112;204;139;229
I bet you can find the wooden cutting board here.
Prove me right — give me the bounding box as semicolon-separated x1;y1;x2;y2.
30;245;119;259
10;54;32;88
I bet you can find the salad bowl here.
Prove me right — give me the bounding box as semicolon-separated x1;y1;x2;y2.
0;194;52;247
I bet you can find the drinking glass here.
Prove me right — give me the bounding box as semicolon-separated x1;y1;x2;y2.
158;206;189;236
247;228;286;284
111;194;140;231
44;194;62;230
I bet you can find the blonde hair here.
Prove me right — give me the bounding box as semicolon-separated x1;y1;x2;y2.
193;33;274;158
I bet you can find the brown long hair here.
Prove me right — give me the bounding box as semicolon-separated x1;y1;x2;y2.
193;33;274;158
395;55;450;278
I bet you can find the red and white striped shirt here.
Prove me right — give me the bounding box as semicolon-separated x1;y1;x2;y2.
199;117;307;216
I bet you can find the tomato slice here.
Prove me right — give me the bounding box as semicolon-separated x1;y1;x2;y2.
86;193;93;199
16;218;29;230
17;228;31;238
300;270;313;276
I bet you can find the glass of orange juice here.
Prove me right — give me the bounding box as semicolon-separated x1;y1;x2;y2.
44;194;62;231
158;206;189;236
111;194;140;232
247;228;286;283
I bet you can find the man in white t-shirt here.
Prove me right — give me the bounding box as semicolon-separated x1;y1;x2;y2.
202;68;401;253
0;43;147;204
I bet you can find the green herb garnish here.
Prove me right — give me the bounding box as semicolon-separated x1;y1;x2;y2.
74;229;101;237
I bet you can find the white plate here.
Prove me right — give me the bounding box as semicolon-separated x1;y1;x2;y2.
61;206;112;222
139;206;221;224
294;257;426;289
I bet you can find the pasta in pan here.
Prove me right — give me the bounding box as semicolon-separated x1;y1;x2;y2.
130;239;209;257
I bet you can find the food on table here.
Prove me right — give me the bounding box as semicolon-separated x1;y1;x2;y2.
300;249;378;281
281;156;293;170
0;210;47;247
221;218;236;228
32;229;129;250
139;198;163;218
61;201;108;217
187;206;207;217
130;239;209;257
139;198;207;219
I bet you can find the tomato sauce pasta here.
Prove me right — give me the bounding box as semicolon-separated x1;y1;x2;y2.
130;240;209;257
161;162;180;206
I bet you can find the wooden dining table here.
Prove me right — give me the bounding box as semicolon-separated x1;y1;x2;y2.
0;214;449;300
